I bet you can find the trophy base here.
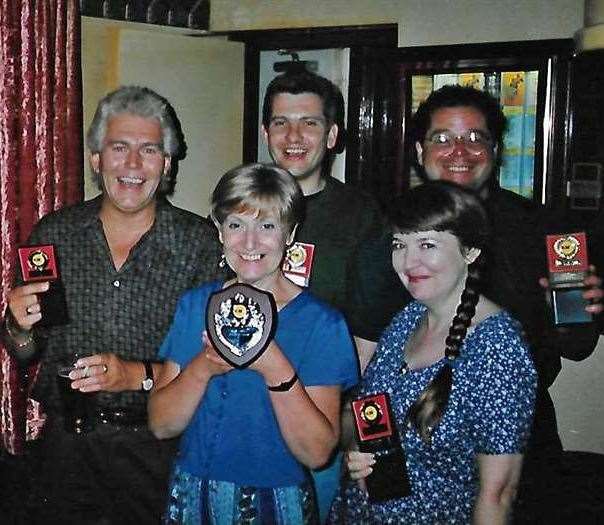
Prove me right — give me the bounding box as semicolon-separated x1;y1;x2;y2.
363;446;411;503
38;279;69;327
551;287;592;325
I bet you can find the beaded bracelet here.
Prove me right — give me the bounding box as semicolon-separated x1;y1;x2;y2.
267;372;299;392
5;316;34;348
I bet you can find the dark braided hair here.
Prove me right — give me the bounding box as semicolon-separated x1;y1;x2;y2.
389;181;490;443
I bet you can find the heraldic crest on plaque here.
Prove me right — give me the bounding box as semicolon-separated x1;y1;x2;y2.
206;283;277;368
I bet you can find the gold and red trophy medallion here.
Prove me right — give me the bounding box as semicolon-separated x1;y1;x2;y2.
282;242;315;287
18;244;68;326
545;232;592;325
351;393;411;502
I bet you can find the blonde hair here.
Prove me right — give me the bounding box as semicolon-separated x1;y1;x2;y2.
211;163;304;235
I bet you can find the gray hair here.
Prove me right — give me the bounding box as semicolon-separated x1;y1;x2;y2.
86;86;184;194
211;163;304;235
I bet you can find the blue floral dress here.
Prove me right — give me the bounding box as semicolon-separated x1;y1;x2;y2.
329;302;537;524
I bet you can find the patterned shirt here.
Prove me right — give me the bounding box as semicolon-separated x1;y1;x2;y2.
23;196;223;413
329;301;537;524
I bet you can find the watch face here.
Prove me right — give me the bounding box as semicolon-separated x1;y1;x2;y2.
142;378;154;391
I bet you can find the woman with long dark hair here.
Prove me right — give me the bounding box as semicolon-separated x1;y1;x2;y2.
330;181;537;524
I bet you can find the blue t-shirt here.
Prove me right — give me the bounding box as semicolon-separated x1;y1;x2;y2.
330;301;537;524
159;281;359;488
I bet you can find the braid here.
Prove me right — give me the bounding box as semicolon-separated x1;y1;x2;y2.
407;262;481;444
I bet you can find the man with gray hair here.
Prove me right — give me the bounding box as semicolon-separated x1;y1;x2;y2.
4;86;223;523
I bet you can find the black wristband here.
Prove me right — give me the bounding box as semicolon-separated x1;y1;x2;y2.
267;372;299;392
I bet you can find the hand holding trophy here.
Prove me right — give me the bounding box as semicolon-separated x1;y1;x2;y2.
545;232;592;325
351;393;411;502
17;244;68;326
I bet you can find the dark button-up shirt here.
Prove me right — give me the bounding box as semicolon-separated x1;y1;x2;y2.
22;196;223;414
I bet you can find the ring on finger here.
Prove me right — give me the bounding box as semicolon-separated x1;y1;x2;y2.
102;364;108;374
25;305;32;315
83;366;90;378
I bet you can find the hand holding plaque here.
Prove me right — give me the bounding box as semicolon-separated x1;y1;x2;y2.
351;393;411;502
206;283;277;369
545;232;592;325
18;244;69;327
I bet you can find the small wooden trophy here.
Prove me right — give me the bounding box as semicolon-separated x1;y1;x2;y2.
18;244;69;326
545;232;592;325
351;393;411;502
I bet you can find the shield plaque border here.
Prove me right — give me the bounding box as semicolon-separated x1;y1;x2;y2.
206;283;277;369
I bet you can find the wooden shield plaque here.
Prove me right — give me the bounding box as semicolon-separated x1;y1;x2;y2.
206;283;277;369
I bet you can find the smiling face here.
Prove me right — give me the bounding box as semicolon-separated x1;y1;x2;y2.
90;113;170;216
391;230;478;307
415;106;495;191
262;92;338;193
218;209;293;290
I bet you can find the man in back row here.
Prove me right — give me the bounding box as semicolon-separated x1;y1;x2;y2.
351;85;602;521
4;86;224;524
262;71;384;319
261;71;385;521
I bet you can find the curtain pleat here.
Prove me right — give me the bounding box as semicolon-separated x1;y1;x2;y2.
0;0;82;454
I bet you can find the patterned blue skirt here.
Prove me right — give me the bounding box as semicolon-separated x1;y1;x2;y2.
164;465;319;525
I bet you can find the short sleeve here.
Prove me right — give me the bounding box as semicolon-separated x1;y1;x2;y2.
297;310;359;391
359;334;396;395
158;286;213;368
468;324;537;454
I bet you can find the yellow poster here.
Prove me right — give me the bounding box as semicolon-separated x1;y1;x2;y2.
458;73;484;91
411;76;433;113
501;71;526;106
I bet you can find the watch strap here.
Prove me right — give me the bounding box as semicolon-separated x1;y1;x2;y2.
141;359;154;391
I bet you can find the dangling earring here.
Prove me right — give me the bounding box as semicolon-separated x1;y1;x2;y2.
218;254;226;268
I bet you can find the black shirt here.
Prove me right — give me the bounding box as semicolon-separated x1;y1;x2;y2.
295;176;385;326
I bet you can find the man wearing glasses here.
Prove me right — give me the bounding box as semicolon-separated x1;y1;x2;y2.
350;85;602;521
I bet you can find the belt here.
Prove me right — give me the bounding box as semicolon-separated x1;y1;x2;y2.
95;407;148;428
57;406;148;434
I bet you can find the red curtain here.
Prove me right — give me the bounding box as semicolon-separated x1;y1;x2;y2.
0;0;83;454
